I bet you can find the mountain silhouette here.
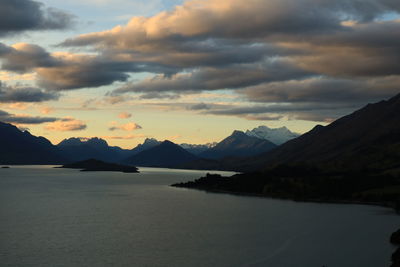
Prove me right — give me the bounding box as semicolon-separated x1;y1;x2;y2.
57;137;130;163
0;122;66;164
245;126;300;145
179;142;216;155
129;138;161;156
123;140;198;168
199;130;277;160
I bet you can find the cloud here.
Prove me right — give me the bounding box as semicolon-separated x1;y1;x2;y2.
0;109;59;124
0;0;399;123
0;43;60;73
199;102;361;122
114;61;312;94
286;21;400;77
0;43;132;90
103;95;132;104
139;92;180;99
242;76;400;104
61;0;396;49
40;107;54;114
109;121;142;131
36;54;133;90
57;0;400;108
0;81;59;103
0;0;75;36
118;112;132;119
188;103;210;110
45;117;87;131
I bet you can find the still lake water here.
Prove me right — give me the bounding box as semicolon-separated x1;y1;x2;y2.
0;166;399;267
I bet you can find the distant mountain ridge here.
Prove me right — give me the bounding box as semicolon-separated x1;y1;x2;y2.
125;138;216;157
130;138;160;155
0;122;285;166
245;126;300;145
199;130;277;160
57;137;131;163
180;142;217;155
123;140;199;168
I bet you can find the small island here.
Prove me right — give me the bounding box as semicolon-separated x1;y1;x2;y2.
58;159;139;173
1;166;10;169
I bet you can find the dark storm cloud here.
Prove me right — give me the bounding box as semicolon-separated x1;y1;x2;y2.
0;0;75;36
36;57;132;90
0;81;60;103
0;43;182;90
0;109;58;124
0;43;60;73
114;61;312;94
243;77;400;104
201;102;359;122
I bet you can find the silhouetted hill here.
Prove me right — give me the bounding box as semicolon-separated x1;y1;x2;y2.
123;140;199;168
0;121;66;164
57;137;131;162
59;159;138;173
199;130;277;160
130;138;215;156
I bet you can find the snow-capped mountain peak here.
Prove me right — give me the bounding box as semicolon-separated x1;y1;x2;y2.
245;125;300;145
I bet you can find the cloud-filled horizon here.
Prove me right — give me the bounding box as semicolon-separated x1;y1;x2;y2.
0;0;399;147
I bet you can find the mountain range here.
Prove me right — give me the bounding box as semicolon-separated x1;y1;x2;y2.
1;121;290;166
7;88;397;172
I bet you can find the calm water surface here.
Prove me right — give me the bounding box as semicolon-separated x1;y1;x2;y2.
0;166;399;267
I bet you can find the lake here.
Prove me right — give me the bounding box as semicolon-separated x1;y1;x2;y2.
0;166;399;267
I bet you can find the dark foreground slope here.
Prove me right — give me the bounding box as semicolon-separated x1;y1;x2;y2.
249;93;400;172
0;122;66;164
173;93;400;205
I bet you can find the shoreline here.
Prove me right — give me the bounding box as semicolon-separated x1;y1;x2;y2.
172;184;398;211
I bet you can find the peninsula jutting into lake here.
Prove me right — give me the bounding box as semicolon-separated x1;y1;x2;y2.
59;159;139;173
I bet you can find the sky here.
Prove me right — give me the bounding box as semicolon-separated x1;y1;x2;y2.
0;0;399;148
